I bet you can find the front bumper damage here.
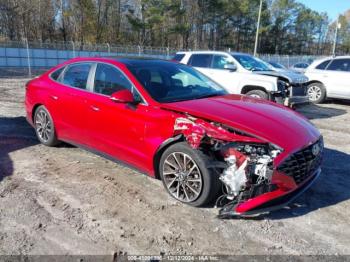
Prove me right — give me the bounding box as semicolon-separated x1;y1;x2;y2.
269;91;309;107
173;116;323;218
272;81;309;107
218;168;321;218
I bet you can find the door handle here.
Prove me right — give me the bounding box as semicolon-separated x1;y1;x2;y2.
90;105;100;112
50;95;58;100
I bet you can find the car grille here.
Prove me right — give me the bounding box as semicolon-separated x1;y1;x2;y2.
277;138;323;184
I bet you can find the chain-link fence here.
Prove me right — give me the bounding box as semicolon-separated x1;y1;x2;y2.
0;40;179;78
258;54;326;68
0;40;327;78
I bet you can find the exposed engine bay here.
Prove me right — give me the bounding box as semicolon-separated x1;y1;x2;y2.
174;116;282;218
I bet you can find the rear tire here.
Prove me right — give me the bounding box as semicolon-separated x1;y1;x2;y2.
246;90;268;99
307;83;326;104
159;142;221;207
34;106;60;146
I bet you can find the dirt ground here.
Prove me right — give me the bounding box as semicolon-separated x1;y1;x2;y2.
0;78;350;257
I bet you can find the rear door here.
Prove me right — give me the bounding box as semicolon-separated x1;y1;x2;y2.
50;62;93;144
323;58;350;97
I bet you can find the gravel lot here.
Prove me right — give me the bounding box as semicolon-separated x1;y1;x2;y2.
0;78;350;256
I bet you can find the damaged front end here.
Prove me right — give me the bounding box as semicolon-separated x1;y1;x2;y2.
217;142;282;218
174;116;288;218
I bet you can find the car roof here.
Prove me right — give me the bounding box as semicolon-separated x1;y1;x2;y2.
64;57;176;67
176;50;229;55
114;58;175;67
176;51;252;57
311;55;350;64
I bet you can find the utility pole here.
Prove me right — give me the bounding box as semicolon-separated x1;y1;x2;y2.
332;15;341;56
254;0;263;56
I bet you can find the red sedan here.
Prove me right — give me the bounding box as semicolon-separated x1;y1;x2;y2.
25;57;323;217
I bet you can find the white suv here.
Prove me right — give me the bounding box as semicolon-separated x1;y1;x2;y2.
305;56;350;103
173;51;309;106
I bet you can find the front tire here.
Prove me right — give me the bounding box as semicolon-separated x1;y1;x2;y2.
159;142;220;207
34;106;59;146
307;83;326;103
246;89;268;99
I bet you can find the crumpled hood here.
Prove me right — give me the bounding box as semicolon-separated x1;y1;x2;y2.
162;95;320;153
254;70;308;84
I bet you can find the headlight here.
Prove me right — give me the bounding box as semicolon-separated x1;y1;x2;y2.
277;80;289;90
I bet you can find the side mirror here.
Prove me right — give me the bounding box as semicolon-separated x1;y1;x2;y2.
224;63;237;71
110;89;134;103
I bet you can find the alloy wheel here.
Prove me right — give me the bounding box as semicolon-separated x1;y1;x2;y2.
35;109;53;142
307;85;322;101
162;152;203;202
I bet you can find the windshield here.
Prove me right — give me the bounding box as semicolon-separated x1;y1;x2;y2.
232;54;272;71
269;61;285;69
127;62;227;103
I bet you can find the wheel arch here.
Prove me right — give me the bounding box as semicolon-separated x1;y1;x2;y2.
32;103;43;122
241;85;268;95
153;135;184;180
307;81;327;95
307;80;324;85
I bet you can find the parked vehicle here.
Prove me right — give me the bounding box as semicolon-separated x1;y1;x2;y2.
290;62;309;73
305;56;350;103
25;58;323;217
174;51;309;107
265;61;287;71
264;60;305;76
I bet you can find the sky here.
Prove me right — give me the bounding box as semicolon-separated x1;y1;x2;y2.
298;0;349;21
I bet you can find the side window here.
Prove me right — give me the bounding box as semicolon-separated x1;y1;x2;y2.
316;60;331;70
327;59;350;72
172;54;185;62
94;63;132;96
188;54;213;68
62;63;91;89
212;55;232;69
51;66;65;81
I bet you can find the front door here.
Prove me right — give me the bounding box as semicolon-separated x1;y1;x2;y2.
323;58;350;97
187;53;240;94
83;62;149;169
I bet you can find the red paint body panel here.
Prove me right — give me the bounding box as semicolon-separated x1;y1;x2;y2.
25;57;322;215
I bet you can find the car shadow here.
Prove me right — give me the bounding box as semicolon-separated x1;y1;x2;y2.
0;116;39;182
242;147;350;220
326;98;350;106
296;103;347;120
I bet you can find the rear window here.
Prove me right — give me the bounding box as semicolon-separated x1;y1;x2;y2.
172;54;185;62
50;66;65;81
62;63;91;89
316;60;331;70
